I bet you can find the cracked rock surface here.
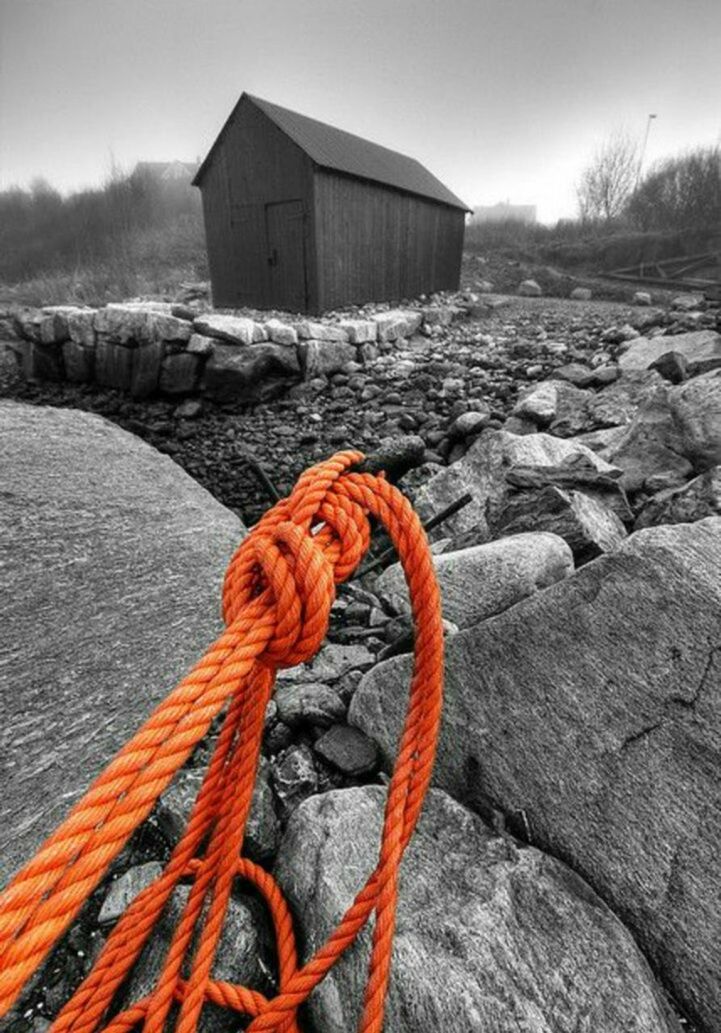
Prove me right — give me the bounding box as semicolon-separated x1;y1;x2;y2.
350;517;721;1033
274;785;680;1033
0;401;244;887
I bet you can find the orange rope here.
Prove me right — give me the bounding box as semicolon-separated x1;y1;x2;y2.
0;450;444;1033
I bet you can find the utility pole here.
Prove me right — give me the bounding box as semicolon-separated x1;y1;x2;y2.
635;113;657;191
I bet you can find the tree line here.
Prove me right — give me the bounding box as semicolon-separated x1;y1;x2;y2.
576;134;721;231
0;166;202;284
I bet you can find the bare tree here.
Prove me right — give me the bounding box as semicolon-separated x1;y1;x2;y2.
576;131;639;223
626;146;721;231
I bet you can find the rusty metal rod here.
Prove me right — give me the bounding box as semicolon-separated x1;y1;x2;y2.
242;454;283;504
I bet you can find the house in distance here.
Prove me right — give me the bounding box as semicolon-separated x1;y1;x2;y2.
193;94;470;314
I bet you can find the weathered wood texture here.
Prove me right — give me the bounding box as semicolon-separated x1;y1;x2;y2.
195;95;466;313
199;99;315;310
313;171;465;311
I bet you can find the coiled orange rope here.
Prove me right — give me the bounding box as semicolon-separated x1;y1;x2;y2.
0;449;444;1033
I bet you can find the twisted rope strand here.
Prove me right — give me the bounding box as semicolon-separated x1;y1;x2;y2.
0;450;444;1033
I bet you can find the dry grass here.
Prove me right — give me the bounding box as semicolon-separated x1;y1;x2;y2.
0;219;208;307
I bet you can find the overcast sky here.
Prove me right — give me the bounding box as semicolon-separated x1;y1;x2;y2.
1;0;719;222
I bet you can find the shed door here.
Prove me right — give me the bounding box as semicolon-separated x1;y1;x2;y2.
266;200;308;311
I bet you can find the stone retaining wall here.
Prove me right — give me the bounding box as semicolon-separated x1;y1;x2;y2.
6;301;465;403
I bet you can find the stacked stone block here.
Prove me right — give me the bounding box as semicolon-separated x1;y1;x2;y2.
7;303;465;402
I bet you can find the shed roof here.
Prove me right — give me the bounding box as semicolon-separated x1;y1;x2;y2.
193;93;470;211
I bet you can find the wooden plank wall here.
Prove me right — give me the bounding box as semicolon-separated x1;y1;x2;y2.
313;170;465;311
197;98;316;310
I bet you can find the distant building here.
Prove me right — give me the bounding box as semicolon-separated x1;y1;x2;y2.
470;201;537;225
133;161;199;183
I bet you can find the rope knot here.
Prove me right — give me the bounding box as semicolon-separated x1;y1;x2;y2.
0;447;445;1033
221;450;369;669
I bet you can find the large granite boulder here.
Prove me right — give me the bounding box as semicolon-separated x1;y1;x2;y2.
350;519;721;1033
275;786;679;1033
618;329;721;376
0;402;244;887
202;342;301;403
192;313;266;345
607;370;721;492
635;467;721;529
495;485;628;561
514;372;662;438
413;429;621;541
375;532;574;628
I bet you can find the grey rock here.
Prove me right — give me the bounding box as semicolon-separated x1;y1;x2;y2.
670;368;721;470
264;719;294;755
18;339;64;382
546;372;663;439
607;370;721;492
129;340;164;398
420;305;455;326
376;532;573;629
202;342;300;403
447;409;490;440
294;321;349;342
94;306;154;344
517;278;542;296
66;308;97;347
0;403;244;887
619;330;721;376
186;332;216;356
298;339;357;378
62;339;95;383
414;429;619;541
496;486;628;561
649;349;689;384
271;744;318;817
174;398;203;420
154;767;206;846
148;313;193;343
372;309;422;342
94;338;133;390
574;425;629;455
585;370;663;428
193;313;266;345
570;286;592;300
159;352;200;394
97;862;162;925
244;757;281;863
264;318;298;346
312;725;380;776
24;306;81;344
349;519;721;1033
275;786;679;1033
672;293;705;311
635;466;721;529
513;380;559;425
631;307;666;331
555;362;597;388
276;643;375;685
337;319;376;343
274;681;347;728
633;290;652;305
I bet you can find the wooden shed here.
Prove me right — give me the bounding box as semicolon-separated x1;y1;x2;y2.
193;94;470;313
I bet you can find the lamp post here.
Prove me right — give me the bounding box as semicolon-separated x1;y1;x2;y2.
635;113;657;191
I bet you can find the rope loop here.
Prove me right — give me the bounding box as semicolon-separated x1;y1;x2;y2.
0;449;444;1033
